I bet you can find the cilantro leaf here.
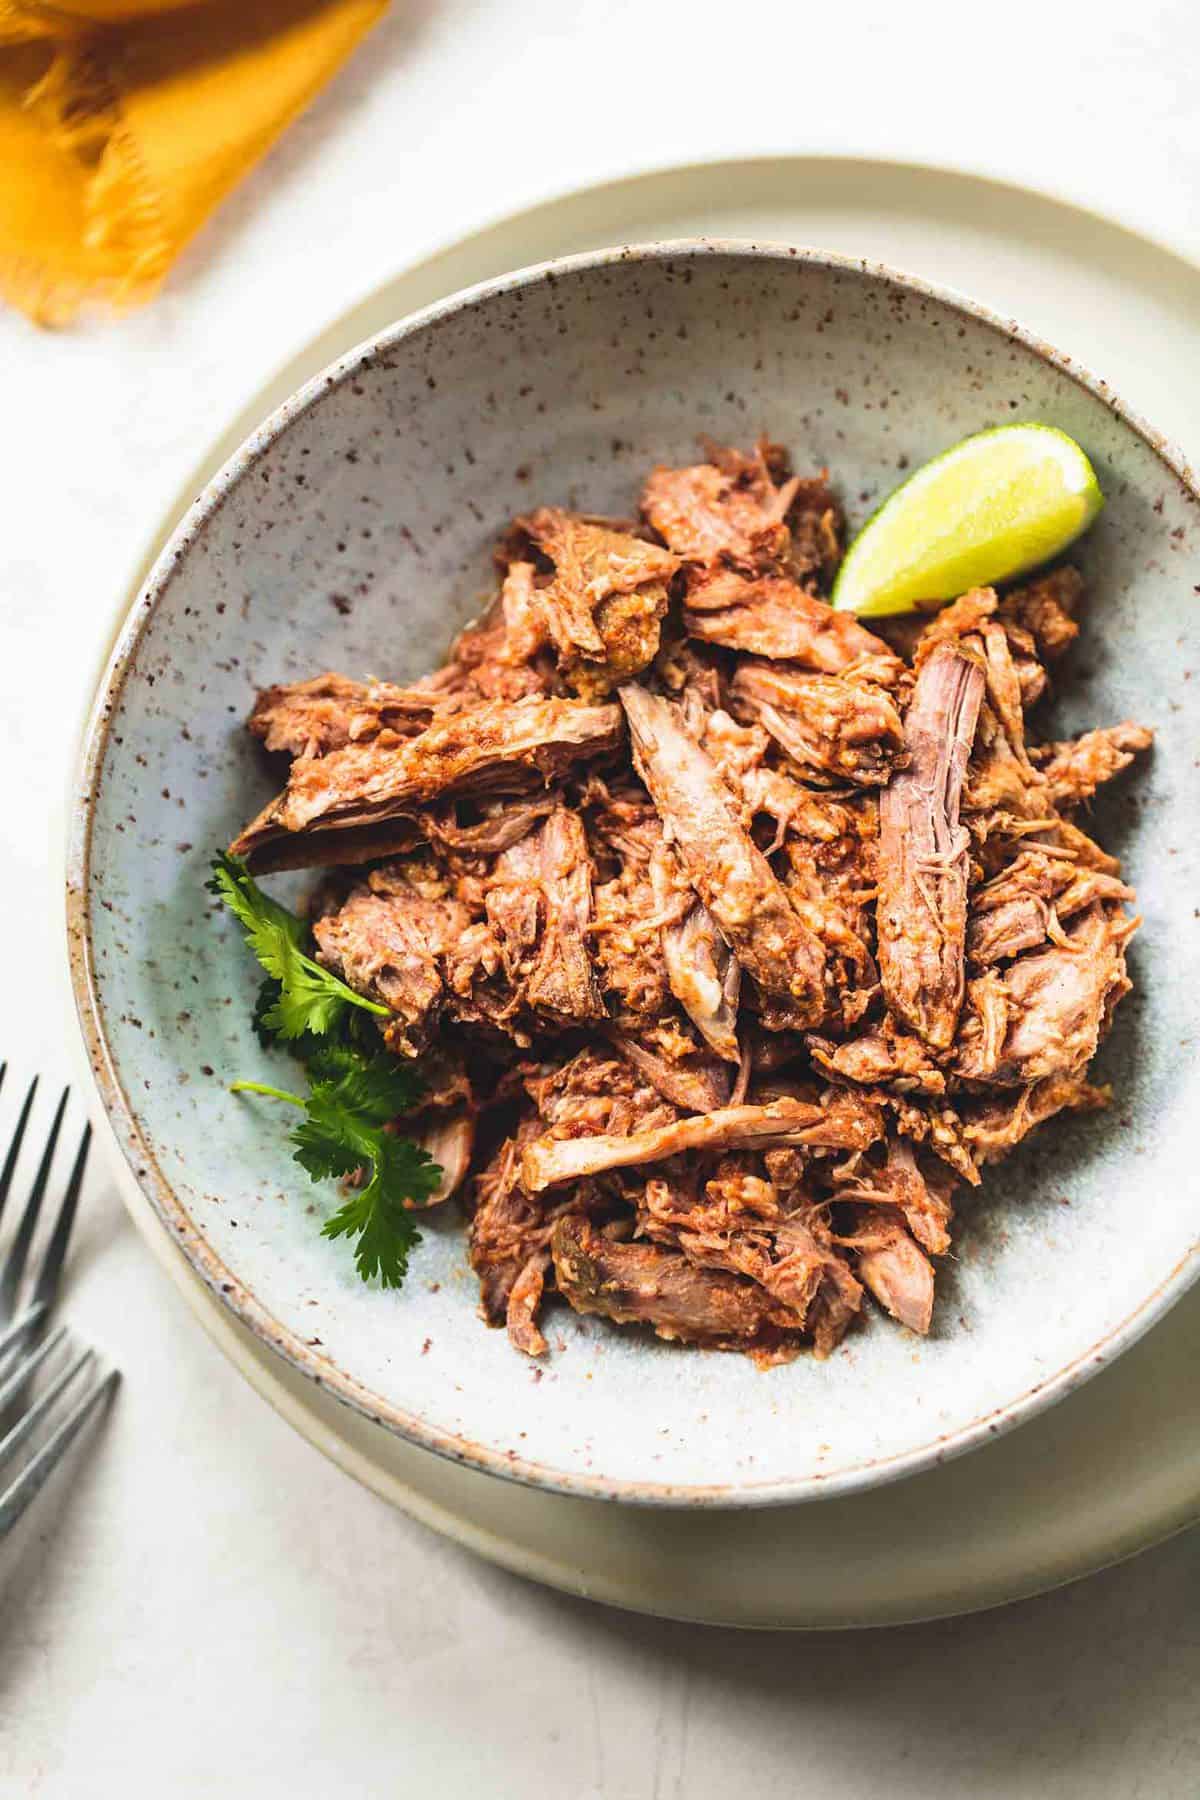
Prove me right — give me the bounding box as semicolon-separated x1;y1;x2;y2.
291;1114;366;1184
207;851;305;968
214;853;440;1289
298;1075;441;1287
208;852;387;1039
320;1131;442;1288
252;978;284;1049
302;1046;425;1124
263;957;377;1040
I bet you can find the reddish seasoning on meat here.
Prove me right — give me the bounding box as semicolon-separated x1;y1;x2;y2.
227;438;1149;1360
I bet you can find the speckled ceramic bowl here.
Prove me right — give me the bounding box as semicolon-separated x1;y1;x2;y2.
68;243;1200;1506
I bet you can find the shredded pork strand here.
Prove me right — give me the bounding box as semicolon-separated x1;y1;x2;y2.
619;683;828;1025
523;1091;883;1192
229;436;1149;1362
877;644;986;1049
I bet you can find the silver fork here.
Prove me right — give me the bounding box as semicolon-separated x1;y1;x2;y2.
0;1065;120;1537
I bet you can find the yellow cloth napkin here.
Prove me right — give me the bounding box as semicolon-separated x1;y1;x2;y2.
0;0;387;325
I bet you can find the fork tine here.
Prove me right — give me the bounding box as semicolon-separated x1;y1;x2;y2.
0;1302;46;1361
30;1122;91;1313
0;1325;68;1417
0;1343;92;1474
0;1366;119;1539
0;1086;67;1323
0;1075;38;1229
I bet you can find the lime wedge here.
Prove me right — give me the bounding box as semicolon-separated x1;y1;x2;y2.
830;424;1104;617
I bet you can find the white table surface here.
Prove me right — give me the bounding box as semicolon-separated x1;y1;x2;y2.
4;2;1200;1791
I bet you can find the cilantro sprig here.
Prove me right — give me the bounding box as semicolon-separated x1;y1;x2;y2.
232;1051;440;1288
209;854;442;1289
208;852;387;1039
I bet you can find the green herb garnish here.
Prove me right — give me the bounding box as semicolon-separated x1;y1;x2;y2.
208;851;387;1040
209;854;441;1288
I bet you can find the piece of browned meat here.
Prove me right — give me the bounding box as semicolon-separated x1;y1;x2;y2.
967;892;1051;967
525;1046;679;1142
470;1047;684;1355
551;1214;776;1348
230;816;427;876
915;583;1052;718
966;848;1134;966
510;508;678;697
607;1029;733;1114
797;1233;867;1356
837;1206;935;1334
1031;722;1153;808
951;970;1013;1082
641;439;844;584
914;586;998;663
641;442;807;565
1040;815;1124;876
587;793;682;1019
452;807;605;1040
730;660;905;786
1004;629;1050;712
311;866;471;1056
634;1165;863;1355
249;673;444;759
695;701;859;863
231;697;622;868
877;643;986;1049
419;562;555;705
313;858;499;1051
469;1052;671;1355
962;1071;1111;1162
468;1115;563;1352
504;1251;553;1357
641;444;891;695
413;1107;476;1204
862;1088;982;1188
998;566;1083;663
529;807;603;1022
282;697;622;829
973;904;1136;1086
647;667;879;1004
503;806;604;1026
830;1134;954;1257
773;794;880;1032
683;571;902;681
619;684;827;1024
479;829;540;981
979;618;1036;771
807;1027;947;1097
962;697;1051;829
583;788;735;1106
523;1089;883;1192
661;899;742;1062
421;794;557;857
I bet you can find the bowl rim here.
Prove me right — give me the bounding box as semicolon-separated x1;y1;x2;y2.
65;237;1200;1508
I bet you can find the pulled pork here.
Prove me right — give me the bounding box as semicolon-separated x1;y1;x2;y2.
230;439;1149;1363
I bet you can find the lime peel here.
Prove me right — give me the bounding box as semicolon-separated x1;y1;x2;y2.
830;424;1104;618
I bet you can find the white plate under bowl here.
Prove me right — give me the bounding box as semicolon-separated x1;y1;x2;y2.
72;156;1200;1622
90;1120;1200;1628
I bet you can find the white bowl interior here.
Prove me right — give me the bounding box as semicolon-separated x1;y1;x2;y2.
76;247;1200;1502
